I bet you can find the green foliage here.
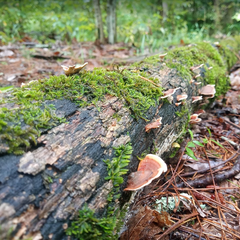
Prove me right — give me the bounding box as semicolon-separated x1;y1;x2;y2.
66;204;116;240
104;143;132;188
66;143;133;240
1;0;240;51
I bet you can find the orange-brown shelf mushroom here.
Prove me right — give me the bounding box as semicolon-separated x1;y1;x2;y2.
145;118;162;133
199;84;216;98
161;88;180;99
194;109;205;116
192;96;202;103
190;64;204;72
189;114;202;124
176;94;188;101
124;154;167;191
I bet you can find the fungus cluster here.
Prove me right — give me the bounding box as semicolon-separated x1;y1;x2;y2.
124;154;167;191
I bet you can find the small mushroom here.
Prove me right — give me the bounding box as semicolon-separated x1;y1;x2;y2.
124;154;167;191
175;102;182;106
61;62;88;76
161;88;180;99
192;96;203;103
145;118;162;133
199;84;216;98
159;53;167;60
189;114;202;124
190;79;195;84
190;64;204;71
194;109;205;116
214;42;221;47
194;82;202;86
176;94;188;101
194;74;201;79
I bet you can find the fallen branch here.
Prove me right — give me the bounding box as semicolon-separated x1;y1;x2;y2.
177;155;240;188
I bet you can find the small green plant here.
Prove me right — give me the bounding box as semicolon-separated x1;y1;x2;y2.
202;128;226;150
185;129;204;161
66;204;115;240
66;143;133;240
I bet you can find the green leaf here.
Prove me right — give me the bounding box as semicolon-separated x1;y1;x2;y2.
186;147;198;161
193;140;204;147
207;128;212;137
188;129;194;140
187;141;196;148
211;139;225;149
203;138;208;144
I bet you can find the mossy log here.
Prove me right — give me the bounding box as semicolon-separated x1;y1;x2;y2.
0;37;240;240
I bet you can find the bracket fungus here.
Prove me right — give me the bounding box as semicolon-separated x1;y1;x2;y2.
194;74;201;79
176;94;188;102
189;114;202;124
190;64;204;72
124;154;167;191
145;118;162;133
192;96;203;103
194;109;205;116
161;88;180;99
61;62;88;76
199;84;216;98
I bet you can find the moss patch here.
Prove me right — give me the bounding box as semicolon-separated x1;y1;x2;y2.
0;69;162;154
163;42;232;96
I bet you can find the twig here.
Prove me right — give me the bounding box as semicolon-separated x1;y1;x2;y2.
180;151;239;177
139;75;161;87
223;118;240;130
203;218;240;239
176;174;240;214
203;148;227;239
177;155;240;188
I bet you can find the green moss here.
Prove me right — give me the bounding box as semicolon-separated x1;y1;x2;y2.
164;41;234;96
66;143;133;240
0;69;162;154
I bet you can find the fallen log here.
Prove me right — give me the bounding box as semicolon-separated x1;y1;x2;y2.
0;37;240;240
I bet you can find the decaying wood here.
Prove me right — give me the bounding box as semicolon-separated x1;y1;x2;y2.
0;41;239;239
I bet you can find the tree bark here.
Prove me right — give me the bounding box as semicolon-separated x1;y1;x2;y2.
0;38;239;240
93;0;105;44
107;0;117;44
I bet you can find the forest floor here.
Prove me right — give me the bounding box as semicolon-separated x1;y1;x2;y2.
1;40;240;239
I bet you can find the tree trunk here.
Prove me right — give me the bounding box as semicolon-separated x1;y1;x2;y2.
93;0;105;44
0;38;239;240
107;0;117;44
162;0;168;24
214;0;221;32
